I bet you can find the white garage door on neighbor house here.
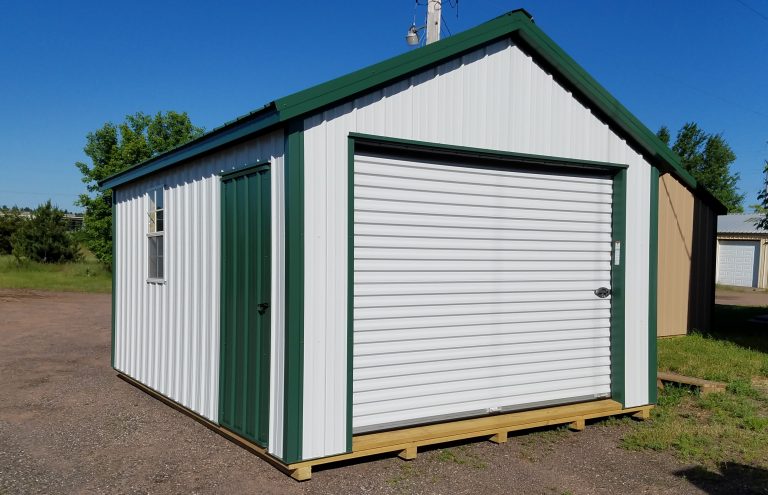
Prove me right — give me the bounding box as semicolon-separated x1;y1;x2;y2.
717;240;759;287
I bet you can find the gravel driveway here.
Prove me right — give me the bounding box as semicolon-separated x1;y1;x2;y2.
0;289;737;494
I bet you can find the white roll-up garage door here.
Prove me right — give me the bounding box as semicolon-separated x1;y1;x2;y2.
352;152;615;433
717;240;759;287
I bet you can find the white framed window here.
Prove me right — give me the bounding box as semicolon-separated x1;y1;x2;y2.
147;187;164;282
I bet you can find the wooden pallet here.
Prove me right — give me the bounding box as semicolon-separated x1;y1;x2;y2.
118;374;652;482
657;371;726;395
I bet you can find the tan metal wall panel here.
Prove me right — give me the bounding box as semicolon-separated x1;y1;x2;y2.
657;174;717;336
657;174;694;337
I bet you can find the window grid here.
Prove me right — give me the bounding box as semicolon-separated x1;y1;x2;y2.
147;187;164;281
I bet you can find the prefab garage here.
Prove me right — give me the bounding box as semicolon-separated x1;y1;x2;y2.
101;10;719;480
716;214;768;288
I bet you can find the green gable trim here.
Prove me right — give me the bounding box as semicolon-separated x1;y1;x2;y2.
514;23;696;189
648;167;660;404
282;123;305;463
100;110;281;190
99;9;705;199
274;12;529;120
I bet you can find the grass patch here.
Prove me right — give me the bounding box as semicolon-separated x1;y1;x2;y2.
624;303;768;469
0;254;111;293
433;446;487;469
658;333;768;383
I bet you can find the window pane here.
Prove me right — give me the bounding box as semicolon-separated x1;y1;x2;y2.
157;236;164;278
156;210;164;233
156;188;164;210
148;237;158;278
148;211;156;233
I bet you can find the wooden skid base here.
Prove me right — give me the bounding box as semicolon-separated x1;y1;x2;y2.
118;374;652;482
287;399;653;480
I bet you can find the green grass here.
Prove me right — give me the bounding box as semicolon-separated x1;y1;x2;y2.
658;332;768;383
623;303;768;470
433;446;487;469
0;254;111;293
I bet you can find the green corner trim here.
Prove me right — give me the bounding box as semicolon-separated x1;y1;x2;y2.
648;167;660;404
111;193;116;369
346;137;355;454
283;123;305;463
610;169;627;407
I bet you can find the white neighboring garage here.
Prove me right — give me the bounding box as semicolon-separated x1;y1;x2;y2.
717;214;768;288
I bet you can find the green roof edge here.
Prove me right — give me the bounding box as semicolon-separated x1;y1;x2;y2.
100;8;713;207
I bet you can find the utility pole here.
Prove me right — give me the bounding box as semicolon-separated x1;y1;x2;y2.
426;0;441;44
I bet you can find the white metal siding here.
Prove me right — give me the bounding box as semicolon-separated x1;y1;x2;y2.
113;130;287;457
352;153;613;431
302;38;651;458
717;240;759;287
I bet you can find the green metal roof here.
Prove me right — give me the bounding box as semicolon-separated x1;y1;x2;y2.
100;9;701;195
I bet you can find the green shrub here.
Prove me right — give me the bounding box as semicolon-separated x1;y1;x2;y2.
0;207;25;254
11;201;81;263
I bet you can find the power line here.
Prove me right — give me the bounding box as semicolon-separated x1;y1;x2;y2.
734;0;768;23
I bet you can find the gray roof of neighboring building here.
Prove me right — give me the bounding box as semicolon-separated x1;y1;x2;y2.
718;214;768;234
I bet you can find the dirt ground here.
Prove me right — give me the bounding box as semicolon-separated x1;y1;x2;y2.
716;286;768;307
0;289;756;494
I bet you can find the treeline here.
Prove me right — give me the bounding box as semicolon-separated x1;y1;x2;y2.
0;201;80;263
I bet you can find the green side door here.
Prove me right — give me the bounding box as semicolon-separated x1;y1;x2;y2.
219;165;271;446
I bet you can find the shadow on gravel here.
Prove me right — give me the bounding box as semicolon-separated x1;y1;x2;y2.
675;462;768;495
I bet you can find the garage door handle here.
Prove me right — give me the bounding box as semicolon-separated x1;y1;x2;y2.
594;287;611;298
257;302;270;314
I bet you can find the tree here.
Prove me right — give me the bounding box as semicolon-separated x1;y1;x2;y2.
76;111;204;267
754;161;768;229
657;122;743;213
0;207;25;254
11;201;80;263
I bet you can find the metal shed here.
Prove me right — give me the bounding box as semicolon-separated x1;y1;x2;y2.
101;10;719;480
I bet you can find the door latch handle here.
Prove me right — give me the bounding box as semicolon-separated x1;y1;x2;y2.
594;287;611;298
257;302;270;314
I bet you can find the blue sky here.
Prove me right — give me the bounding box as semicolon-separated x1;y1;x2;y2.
1;0;766;210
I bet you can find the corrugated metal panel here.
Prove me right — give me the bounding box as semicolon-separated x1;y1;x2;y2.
301;38;652;458
717;214;764;234
656;173;719;336
113;130;286;458
657;174;694;336
351;152;613;432
220;167;272;445
688;197;717;330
